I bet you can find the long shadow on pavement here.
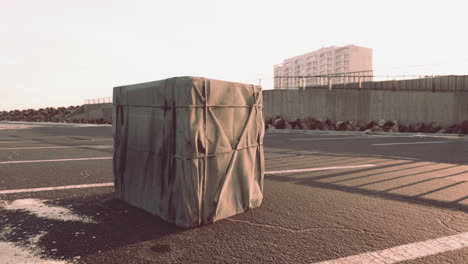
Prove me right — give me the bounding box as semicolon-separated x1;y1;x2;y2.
267;163;468;213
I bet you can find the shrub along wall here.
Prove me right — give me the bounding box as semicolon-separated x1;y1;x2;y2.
0;106;110;124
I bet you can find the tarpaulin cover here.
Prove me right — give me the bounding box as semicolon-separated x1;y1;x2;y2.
113;76;264;228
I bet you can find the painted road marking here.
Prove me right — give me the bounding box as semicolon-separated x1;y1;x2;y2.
289;136;405;141
0;141;36;144
0;165;376;194
289;137;365;141
372;141;452;146
0;157;112;164
1;160;372;170
0;183;114;195
313;231;468;264
0;145;112;150
266;164;376;174
0;139;112;143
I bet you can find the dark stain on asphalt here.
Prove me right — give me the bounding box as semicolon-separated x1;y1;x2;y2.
150;244;172;253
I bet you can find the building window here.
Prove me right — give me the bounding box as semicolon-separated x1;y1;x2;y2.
344;54;349;59
336;67;342;72
335;55;342;61
313;61;318;66
327;58;332;63
320;59;326;64
327;52;332;57
320;53;325;59
307;62;312;66
335;62;341;67
344;60;349;65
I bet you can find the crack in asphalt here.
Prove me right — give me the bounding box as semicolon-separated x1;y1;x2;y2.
436;218;460;234
226;218;370;234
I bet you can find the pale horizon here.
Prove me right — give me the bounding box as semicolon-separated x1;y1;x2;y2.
2;0;468;110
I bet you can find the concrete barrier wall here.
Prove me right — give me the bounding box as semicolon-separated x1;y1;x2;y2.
263;90;468;126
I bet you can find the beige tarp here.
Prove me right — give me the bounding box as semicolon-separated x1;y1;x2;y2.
113;77;264;228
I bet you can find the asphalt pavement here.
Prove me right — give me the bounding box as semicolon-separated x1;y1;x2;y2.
0;122;467;264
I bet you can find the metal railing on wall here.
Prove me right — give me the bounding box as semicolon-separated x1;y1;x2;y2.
83;74;468;106
84;97;113;105
274;70;374;90
268;74;468;92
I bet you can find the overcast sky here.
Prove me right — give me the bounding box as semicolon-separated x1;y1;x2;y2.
1;0;468;110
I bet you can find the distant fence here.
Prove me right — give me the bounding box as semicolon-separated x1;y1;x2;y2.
274;70;374;89
272;75;468;92
84;97;112;105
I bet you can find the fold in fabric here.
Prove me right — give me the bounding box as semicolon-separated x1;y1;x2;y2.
113;77;264;228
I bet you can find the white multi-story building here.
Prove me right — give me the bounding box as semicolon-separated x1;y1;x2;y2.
274;45;373;89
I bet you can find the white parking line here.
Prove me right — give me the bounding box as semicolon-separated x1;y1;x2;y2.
289;136;405;141
0;157;112;164
0;145;112;150
313;231;468;264
0;139;112;143
0;165;377;194
0;183;114;195
289;137;365;141
266;164;376;174
372;141;452;146
0;141;36;144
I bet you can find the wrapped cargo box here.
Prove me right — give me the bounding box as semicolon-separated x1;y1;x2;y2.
113;77;264;228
